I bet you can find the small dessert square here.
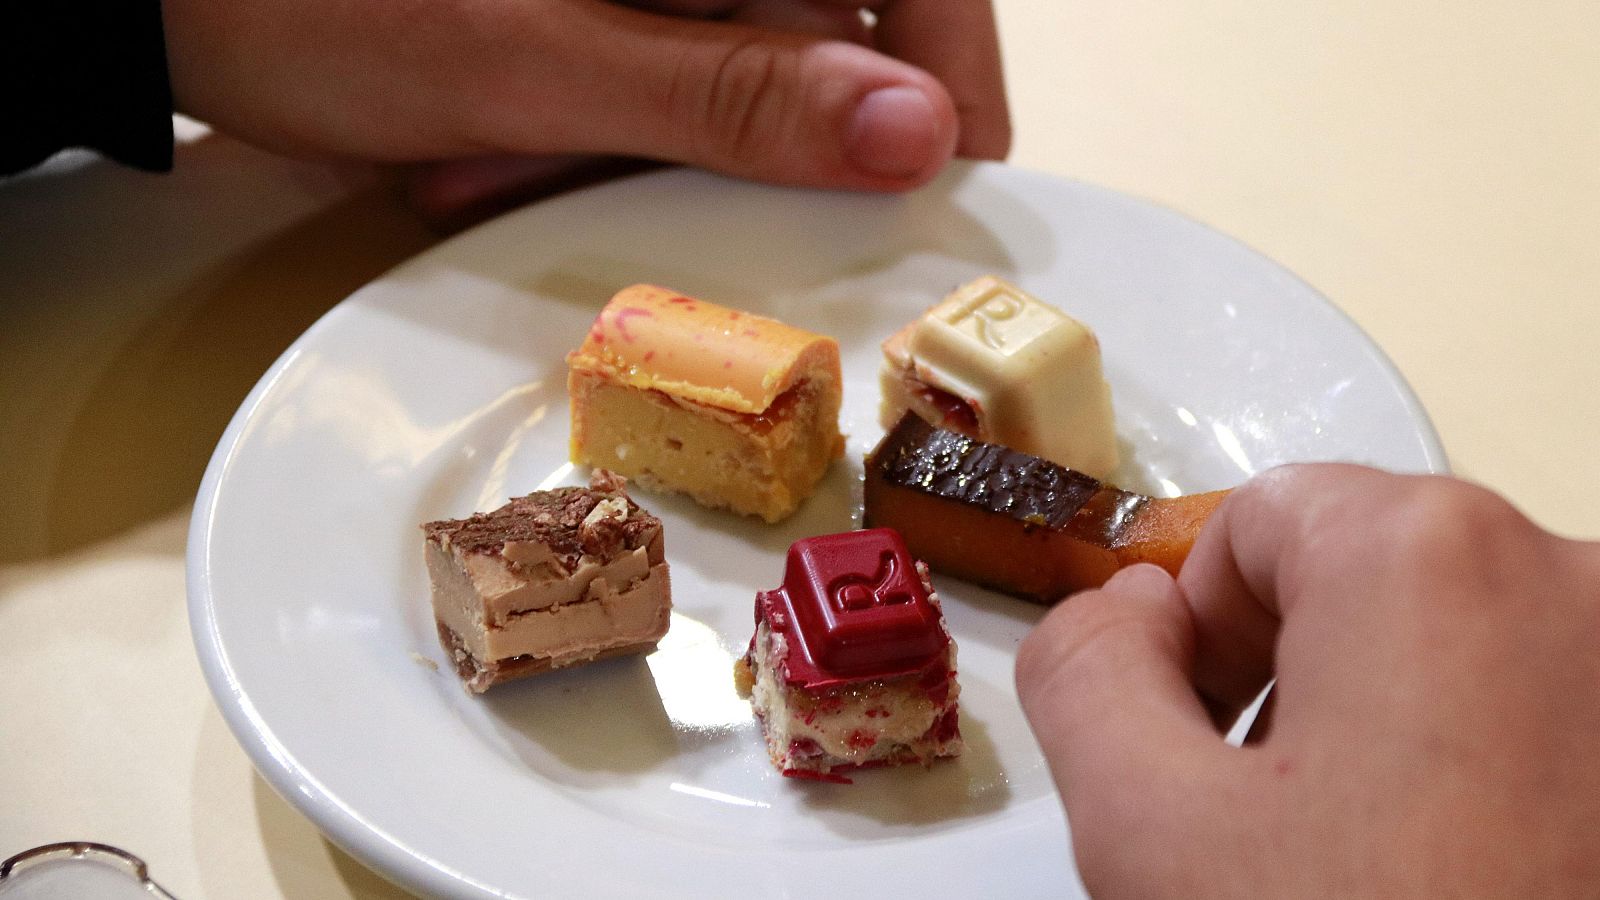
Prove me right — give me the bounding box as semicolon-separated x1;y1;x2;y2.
568;284;844;523
422;470;670;692
880;275;1119;479
735;528;961;782
864;413;1227;603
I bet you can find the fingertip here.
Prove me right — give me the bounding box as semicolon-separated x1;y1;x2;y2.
1014;565;1188;724
1015;568;1226;883
797;41;956;189
561;11;962;193
702;37;959;190
1102;561;1181;596
872;0;1011;165
844;83;957;182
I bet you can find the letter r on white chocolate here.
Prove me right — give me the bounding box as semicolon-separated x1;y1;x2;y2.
881;276;1120;480
932;278;1062;355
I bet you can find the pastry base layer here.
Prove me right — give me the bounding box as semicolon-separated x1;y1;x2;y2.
569;372;842;523
740;624;961;782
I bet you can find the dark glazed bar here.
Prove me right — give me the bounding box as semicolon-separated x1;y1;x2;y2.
863;414;1228;603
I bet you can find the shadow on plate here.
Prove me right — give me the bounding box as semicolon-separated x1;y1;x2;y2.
936;574;1053;631
190;704;413;899
249;775;415;900
478;654;685;778
1;166;434;564
370;162;1055;371
632;460;860;559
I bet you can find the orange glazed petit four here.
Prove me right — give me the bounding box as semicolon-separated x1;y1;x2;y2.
568;285;844;523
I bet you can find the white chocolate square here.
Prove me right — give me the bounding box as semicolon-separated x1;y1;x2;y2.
879;276;1119;479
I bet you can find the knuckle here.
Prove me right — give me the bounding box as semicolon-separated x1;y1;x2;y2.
1379;476;1564;608
1237;463;1430;560
1390;476;1533;557
678;39;790;163
1238;462;1364;521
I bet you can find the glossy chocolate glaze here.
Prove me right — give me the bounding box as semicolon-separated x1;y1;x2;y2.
860;413;1236;603
753;528;948;690
870;413;1145;545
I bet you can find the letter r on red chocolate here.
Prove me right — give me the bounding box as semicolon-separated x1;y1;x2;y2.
761;529;948;685
831;550;914;611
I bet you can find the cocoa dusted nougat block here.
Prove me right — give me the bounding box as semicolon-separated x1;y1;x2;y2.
422;470;671;692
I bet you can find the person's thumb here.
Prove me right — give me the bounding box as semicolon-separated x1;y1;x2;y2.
1016;564;1238;895
473;5;959;191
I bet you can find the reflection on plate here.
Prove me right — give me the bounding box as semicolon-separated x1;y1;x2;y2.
188;162;1444;899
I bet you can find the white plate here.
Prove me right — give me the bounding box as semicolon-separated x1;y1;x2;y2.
188;162;1446;899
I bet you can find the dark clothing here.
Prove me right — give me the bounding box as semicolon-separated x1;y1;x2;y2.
3;0;175;175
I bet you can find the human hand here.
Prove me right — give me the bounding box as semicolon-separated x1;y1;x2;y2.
161;0;1008;224
1016;464;1600;897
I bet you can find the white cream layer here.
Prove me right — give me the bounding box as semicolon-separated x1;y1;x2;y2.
748;624;959;767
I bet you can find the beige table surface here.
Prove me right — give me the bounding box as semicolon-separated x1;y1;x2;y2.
3;2;1596;897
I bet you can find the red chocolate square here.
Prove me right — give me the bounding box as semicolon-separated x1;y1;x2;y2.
740;528;962;780
759;529;949;688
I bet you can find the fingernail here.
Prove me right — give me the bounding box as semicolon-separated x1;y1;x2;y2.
846;86;944;179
